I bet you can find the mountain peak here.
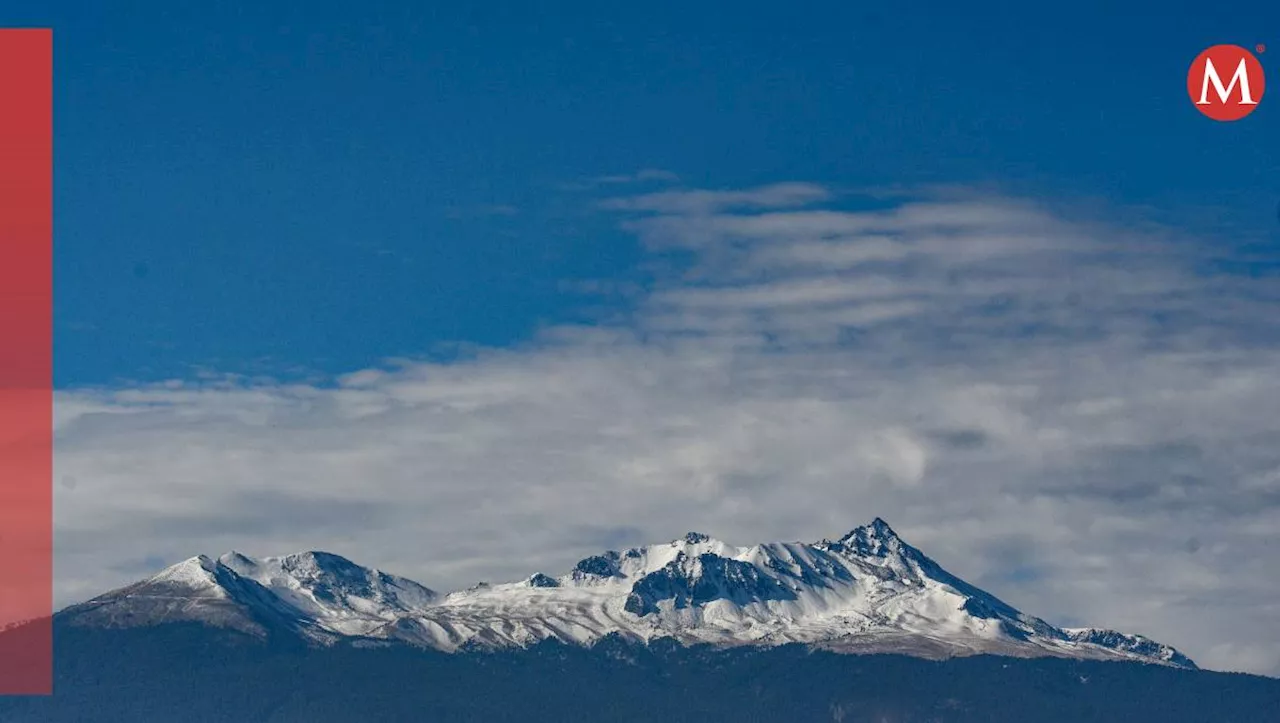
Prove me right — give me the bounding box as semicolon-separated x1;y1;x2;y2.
857;517;900;540
277;550;370;579
217;551;255;568
835;517;907;558
869;517;896;534
147;555;219;586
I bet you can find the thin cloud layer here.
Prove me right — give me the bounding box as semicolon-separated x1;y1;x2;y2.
53;185;1280;675
601;181;831;214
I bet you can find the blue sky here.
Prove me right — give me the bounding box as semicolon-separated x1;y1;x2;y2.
21;0;1279;385
20;1;1280;676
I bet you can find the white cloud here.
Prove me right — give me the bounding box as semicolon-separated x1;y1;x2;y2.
53;184;1280;675
602;182;831;214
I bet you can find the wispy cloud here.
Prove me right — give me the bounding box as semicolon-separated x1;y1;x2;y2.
53;183;1280;675
557;168;681;191
591;168;681;185
601;181;831;214
443;203;520;219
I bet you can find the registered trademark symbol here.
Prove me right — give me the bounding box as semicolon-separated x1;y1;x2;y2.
1257;44;1266;53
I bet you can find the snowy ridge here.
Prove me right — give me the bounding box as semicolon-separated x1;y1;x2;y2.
58;519;1195;668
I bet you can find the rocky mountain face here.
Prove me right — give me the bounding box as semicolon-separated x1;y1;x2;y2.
57;518;1194;669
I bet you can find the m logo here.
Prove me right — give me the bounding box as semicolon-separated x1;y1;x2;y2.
1188;44;1266;121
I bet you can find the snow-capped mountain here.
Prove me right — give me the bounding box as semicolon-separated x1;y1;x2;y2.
58;519;1195;668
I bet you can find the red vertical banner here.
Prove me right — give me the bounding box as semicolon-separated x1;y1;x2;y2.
0;29;53;695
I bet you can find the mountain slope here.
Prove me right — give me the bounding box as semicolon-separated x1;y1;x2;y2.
5;625;1279;723
5;621;1280;723
57;518;1194;668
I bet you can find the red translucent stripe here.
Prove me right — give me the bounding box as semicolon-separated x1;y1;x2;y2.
0;28;53;696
